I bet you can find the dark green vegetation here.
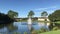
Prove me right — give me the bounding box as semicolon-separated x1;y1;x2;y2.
0;10;18;24
0;13;14;24
31;27;48;34
48;10;60;22
8;10;18;18
28;10;34;18
41;11;48;23
16;17;38;22
48;10;60;30
39;10;60;34
0;10;18;31
31;9;60;34
41;30;60;34
15;10;35;22
41;11;48;17
1;9;60;34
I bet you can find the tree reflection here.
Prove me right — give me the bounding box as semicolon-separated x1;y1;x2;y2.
0;10;18;32
0;23;18;32
7;23;18;32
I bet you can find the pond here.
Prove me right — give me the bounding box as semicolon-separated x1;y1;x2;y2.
0;22;49;34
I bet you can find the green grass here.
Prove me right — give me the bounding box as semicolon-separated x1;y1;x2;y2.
55;21;60;24
40;30;60;34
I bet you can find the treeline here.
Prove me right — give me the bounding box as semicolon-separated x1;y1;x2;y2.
0;10;18;24
48;10;60;22
1;9;60;24
0;13;13;24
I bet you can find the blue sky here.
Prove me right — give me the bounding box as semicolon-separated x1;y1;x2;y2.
0;0;60;18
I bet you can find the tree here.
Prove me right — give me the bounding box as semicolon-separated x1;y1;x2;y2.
0;12;14;29
7;10;18;31
7;10;18;18
28;10;34;18
41;11;48;17
41;11;48;22
48;10;60;30
41;11;48;30
0;13;13;24
48;10;60;22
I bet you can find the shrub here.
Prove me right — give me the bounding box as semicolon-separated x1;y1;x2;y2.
52;26;59;31
38;27;48;33
31;30;38;34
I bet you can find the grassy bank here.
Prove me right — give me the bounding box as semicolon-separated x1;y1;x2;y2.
41;30;60;34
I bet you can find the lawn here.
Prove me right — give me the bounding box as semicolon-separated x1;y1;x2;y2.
40;30;60;34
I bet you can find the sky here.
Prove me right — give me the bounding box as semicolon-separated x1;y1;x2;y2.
0;0;60;18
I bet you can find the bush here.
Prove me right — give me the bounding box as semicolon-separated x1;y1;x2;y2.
52;26;59;31
38;27;48;33
48;23;53;30
31;27;48;34
31;30;38;34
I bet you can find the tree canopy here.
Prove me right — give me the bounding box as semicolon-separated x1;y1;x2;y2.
7;10;18;18
0;11;17;30
41;11;48;17
28;10;34;18
0;12;14;24
48;10;60;22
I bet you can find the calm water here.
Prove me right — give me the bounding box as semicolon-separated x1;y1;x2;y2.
0;22;49;34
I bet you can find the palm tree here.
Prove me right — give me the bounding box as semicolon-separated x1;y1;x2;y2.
28;10;34;18
7;10;18;18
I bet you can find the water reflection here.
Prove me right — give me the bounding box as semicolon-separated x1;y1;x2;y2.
0;23;18;32
7;23;18;32
0;22;49;34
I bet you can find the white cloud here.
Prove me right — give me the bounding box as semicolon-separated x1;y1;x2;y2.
35;6;59;11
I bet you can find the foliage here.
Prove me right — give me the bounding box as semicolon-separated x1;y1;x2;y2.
7;10;18;18
48;10;60;30
31;27;48;34
41;30;60;34
28;10;34;18
48;10;60;22
0;13;9;21
48;22;60;31
41;11;48;17
0;13;14;24
0;12;16;31
41;11;48;24
38;27;48;33
54;22;60;29
0;13;6;20
48;23;53;30
52;26;59;31
31;30;38;34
